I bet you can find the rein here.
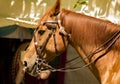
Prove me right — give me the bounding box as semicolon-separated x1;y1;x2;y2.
54;30;120;72
39;20;120;73
24;20;120;75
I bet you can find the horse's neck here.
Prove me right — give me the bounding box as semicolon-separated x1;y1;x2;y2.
61;11;102;56
61;10;119;59
61;10;120;82
61;10;117;64
60;9;120;84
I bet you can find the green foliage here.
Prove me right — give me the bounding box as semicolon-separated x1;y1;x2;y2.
73;0;88;8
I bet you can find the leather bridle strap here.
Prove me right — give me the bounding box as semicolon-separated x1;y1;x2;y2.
27;27;56;73
31;19;120;73
33;28;53;59
48;26;120;72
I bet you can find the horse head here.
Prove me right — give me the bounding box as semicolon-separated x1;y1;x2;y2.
15;0;69;83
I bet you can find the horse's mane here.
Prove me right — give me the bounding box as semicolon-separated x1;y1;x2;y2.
60;8;120;32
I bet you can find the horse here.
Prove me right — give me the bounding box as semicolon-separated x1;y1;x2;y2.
16;0;120;84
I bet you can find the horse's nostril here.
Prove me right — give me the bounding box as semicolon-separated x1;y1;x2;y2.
40;46;42;49
23;61;27;67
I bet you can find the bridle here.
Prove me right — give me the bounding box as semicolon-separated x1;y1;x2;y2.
23;18;120;77
23;19;70;76
23;20;60;76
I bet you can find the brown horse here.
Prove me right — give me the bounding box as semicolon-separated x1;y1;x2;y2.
16;0;120;84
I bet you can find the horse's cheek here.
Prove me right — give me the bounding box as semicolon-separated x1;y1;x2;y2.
57;38;68;51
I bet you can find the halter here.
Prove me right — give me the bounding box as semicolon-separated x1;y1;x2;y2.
23;19;120;77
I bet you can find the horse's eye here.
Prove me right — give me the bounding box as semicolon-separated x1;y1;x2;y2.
38;30;45;35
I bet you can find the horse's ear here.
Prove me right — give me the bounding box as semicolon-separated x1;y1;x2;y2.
50;0;61;16
37;0;61;25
